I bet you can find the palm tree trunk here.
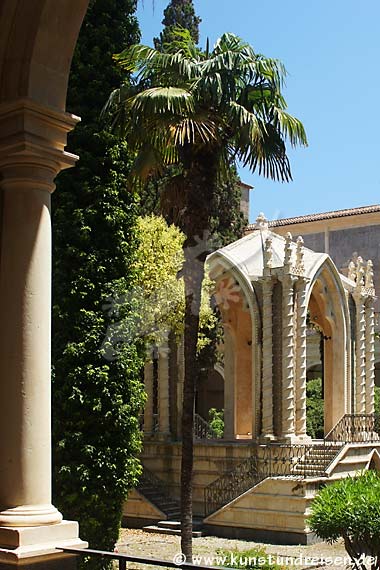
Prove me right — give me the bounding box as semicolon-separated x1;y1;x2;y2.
180;246;204;559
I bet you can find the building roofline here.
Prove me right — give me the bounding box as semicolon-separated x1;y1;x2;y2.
246;204;380;230
238;181;254;190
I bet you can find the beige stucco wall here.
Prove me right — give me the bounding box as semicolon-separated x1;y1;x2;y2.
133;441;253;516
204;477;313;535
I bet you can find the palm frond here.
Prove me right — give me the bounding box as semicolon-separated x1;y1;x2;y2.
170;116;218;146
271;107;308;147
131;87;195;117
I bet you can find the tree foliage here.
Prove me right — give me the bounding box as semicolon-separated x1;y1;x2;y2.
154;0;201;50
132;214;217;350
306;378;324;439
309;470;380;570
106;29;307;557
52;0;145;562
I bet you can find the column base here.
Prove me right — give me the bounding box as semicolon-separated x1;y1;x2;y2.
259;433;276;443
156;432;171;442
0;506;62;528
280;434;312;444
0;521;87;564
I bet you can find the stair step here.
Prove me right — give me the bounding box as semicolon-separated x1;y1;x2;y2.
340;455;371;465
143;525;203;538
157;520;181;529
157;520;204;531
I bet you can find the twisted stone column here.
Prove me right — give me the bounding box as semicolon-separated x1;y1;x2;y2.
158;336;170;437
261;278;274;439
176;337;185;437
295;279;308;436
143;350;154;435
223;326;235;439
365;299;375;415
282;275;296;438
355;297;367;414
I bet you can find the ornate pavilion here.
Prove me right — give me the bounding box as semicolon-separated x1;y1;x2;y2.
129;214;380;544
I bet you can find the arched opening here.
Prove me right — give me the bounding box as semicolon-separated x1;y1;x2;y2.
306;263;348;435
212;271;256;440
195;366;224;421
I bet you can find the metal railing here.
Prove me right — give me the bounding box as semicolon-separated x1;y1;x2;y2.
194;413;221;440
325;414;380;443
204;441;342;516
59;547;218;570
138;466;173;503
204;455;264;516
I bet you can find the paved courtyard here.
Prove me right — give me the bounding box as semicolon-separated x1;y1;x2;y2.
118;529;349;570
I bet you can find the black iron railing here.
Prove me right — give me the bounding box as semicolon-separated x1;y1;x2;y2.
204;455;264;516
138;465;173;503
325;414;380;443
194;413;221;440
59;547;218;570
204;441;343;516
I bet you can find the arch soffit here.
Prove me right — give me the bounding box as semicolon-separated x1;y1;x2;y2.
208;252;260;331
0;0;89;110
305;256;349;327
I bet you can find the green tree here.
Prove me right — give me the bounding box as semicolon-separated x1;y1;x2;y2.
309;470;380;570
106;30;307;556
131;214;217;349
306;378;324;439
154;0;201;50
52;0;146;562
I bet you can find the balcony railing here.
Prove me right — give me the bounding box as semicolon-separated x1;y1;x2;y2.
194;413;221;440
325;414;380;443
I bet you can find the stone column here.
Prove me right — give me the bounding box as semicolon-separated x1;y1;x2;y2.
355;296;367;414
281;273;296;438
295;279;308;437
176;337;185;437
0;100;86;559
223;326;235;440
143;350;154;436
365;299;375;415
158;336;170;437
261;278;274;439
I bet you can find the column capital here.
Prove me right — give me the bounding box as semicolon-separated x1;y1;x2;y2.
0;98;79;192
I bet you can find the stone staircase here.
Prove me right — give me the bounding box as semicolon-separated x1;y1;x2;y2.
138;466;203;536
138;468;181;519
292;443;342;477
143;519;203;537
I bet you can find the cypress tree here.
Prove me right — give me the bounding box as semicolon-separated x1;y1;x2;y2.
52;0;145;561
154;0;201;49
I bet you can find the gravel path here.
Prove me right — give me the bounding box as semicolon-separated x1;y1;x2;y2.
117;529;350;570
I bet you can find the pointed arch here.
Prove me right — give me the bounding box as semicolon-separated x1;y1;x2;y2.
305;256;350;433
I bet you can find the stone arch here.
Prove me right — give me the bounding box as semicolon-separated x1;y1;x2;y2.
0;0;89;109
306;258;349;433
209;256;260;439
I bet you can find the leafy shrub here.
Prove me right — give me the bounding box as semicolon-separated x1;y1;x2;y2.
208;408;224;438
306;378;324;439
309;470;380;569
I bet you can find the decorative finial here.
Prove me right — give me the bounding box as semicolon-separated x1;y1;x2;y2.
254;212;269;230
365;259;374;289
356;256;365;287
264;236;273;270
295;236;305;275
284;232;293;269
347;260;356;282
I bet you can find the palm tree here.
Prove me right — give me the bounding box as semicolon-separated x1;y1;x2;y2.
105;30;307;557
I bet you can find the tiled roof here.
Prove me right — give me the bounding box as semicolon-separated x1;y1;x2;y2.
246;204;380;230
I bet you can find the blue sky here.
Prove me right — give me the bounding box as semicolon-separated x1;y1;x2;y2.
136;0;380;223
